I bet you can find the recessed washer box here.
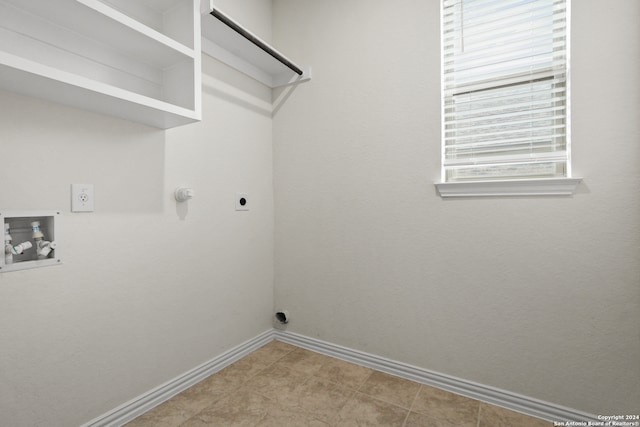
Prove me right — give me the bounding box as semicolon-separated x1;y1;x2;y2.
1;211;61;273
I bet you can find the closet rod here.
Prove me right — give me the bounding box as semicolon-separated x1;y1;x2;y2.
210;8;304;76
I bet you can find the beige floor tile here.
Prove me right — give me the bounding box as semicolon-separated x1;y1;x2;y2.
478;402;554;427
359;371;421;409
255;403;330;426
126;343;557;427
404;411;458;427
244;364;309;400
335;392;409;427
124;367;240;427
281;376;356;424
180;388;272;427
190;366;251;396
178;380;227;403
272;348;331;376
314;357;373;389
215;350;280;387
411;385;480;427
124;391;216;427
241;340;297;367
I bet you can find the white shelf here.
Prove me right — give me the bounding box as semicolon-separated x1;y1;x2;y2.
7;0;195;66
201;1;311;88
0;0;201;129
0;51;199;129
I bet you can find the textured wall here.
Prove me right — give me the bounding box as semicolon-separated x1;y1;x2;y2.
0;2;274;426
272;0;640;415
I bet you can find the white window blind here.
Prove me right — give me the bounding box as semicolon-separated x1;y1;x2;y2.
442;0;569;182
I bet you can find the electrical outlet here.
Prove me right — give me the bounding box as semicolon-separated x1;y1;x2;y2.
236;193;249;211
71;184;94;212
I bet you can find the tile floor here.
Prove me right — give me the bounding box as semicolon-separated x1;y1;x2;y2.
125;340;553;427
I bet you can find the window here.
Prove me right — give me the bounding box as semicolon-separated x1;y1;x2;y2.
437;0;580;197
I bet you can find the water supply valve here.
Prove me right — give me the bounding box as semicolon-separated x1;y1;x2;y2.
4;223;33;265
31;221;56;260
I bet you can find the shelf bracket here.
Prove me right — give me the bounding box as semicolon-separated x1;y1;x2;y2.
272;66;312;88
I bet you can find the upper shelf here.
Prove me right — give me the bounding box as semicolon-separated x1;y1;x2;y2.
2;0;195;69
0;0;201;129
201;1;311;88
0;51;199;129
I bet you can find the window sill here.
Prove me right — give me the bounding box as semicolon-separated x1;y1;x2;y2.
435;178;582;198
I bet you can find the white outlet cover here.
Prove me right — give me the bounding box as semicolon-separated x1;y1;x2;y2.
236;193;249;211
71;184;94;212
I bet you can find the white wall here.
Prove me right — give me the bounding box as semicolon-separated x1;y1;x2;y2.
0;2;274;426
1;1;637;424
273;0;640;415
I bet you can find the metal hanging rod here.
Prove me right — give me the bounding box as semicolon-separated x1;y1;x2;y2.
209;8;304;76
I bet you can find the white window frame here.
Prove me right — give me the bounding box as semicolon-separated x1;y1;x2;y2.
435;0;581;198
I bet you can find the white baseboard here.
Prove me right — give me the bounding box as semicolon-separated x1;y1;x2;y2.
81;328;598;426
80;329;275;427
273;330;599;424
